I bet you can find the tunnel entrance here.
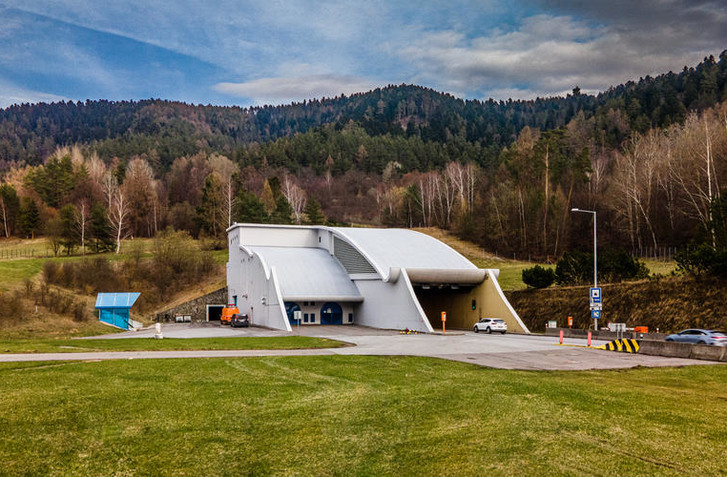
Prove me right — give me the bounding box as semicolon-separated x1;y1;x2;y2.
414;284;479;331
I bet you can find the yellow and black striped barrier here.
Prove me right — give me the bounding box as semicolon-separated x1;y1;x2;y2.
596;338;640;353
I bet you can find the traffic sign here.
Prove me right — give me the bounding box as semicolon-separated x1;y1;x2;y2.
590;303;602;311
590;287;602;304
591;309;601;320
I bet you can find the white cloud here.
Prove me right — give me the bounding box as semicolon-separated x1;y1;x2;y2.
399;11;726;100
0;80;67;108
485;87;574;101
214;74;381;105
2;1;727;105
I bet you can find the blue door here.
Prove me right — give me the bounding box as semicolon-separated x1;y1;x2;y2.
320;302;343;325
285;302;301;325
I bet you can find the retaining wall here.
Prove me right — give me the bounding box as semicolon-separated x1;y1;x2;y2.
155;287;228;322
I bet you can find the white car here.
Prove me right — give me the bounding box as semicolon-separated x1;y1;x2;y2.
474;318;507;334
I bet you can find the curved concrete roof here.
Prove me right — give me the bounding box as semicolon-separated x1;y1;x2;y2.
330;227;476;277
250;246;362;301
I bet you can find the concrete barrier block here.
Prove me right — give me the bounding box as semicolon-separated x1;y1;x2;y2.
638;340;693;358
690;344;726;362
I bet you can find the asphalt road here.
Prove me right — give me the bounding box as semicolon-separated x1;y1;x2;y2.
1;324;720;370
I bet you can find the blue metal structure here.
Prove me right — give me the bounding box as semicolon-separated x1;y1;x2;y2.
95;293;140;330
320;302;343;325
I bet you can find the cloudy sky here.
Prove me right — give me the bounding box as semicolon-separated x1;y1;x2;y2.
1;0;726;108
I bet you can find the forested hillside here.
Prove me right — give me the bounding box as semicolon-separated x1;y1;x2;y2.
1;52;727;260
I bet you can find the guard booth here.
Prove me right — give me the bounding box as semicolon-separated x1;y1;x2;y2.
95;293;141;330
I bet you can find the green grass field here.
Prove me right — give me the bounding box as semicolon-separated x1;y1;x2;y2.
0;336;343;354
1;356;725;476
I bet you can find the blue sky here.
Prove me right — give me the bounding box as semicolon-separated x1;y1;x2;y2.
1;1;726;108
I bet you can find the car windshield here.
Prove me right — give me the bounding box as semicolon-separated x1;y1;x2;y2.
494;320;505;323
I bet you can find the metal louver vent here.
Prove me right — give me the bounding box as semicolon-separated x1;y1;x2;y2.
334;237;377;274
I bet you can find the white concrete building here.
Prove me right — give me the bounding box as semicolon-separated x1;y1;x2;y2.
227;223;529;333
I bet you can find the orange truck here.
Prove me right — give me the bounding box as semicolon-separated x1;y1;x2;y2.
221;304;239;325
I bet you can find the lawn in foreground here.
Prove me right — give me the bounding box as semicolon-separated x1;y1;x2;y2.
0;336;343;354
1;357;726;476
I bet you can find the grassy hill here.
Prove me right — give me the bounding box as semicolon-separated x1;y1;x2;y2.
507;276;726;334
0;235;225;338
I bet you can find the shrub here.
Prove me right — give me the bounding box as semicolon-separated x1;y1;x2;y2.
676;245;727;278
555;251;592;286
0;290;26;324
676;244;716;277
522;265;555;288
599;248;649;282
42;261;60;285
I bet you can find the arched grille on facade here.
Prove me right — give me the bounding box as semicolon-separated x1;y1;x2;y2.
333;236;377;274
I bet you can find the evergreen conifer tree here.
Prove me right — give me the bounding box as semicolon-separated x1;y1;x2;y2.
90;202;114;252
235;190;268;224
271;195;293;224
304;197;325;225
19;198;40;239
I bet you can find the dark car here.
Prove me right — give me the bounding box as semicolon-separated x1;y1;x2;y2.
665;329;727;346
230;313;250;328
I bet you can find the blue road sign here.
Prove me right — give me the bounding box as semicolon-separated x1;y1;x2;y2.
590;287;602;304
591;309;601;320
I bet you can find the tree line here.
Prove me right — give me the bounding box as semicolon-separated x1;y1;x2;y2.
2;98;726;261
0;146;328;255
1;51;725;170
1;53;727;262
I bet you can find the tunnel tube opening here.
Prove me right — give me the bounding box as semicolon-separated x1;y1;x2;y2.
413;284;480;331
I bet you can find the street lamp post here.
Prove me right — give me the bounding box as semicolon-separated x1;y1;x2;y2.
571;208;598;329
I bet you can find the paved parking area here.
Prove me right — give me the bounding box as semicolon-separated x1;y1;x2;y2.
24;324;720;370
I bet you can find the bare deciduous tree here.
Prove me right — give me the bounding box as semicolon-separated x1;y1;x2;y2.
282;175;307;224
104;173;129;254
208;154;239;228
74;200;89;255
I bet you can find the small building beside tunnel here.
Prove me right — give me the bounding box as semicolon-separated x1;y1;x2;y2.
226;223;529;333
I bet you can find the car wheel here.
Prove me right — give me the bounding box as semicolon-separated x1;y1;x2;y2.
486;327;491;334
474;326;479;333
697;341;706;345
501;331;506;334
665;338;673;342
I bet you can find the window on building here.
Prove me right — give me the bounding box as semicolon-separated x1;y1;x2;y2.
348;313;353;323
304;313;309;323
310;313;316;323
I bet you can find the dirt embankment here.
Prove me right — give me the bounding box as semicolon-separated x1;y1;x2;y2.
506;277;727;333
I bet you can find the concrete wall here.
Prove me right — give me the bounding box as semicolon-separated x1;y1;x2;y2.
639;340;727;362
478;270;529;333
233;224;319;248
353;273;432;332
228;231;290;330
156;287;228;322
